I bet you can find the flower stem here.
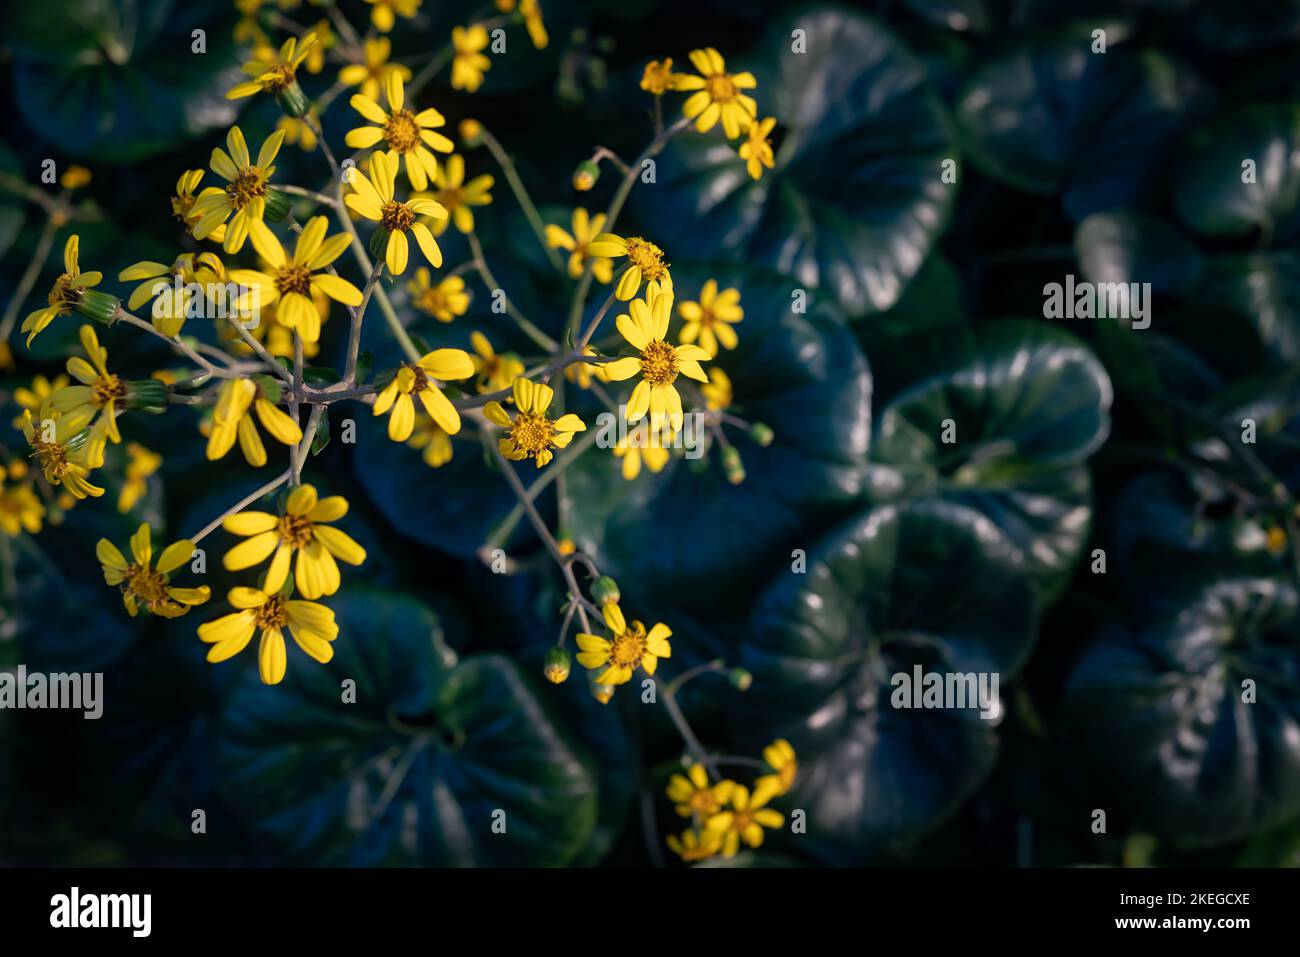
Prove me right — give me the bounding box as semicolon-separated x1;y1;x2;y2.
189;469;291;544
479;126;566;274
466;229;558;351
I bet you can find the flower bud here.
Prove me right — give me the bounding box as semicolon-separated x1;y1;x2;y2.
591;575;620;605
592;683;615;705
264;187;293;222
275;80;311;118
722;446;745;485
728;667;753;691
750;422;774;447
544;647;570;684
252;374;284;405
124;379;169;415
459;118;484;147
369;227;390;262
76;290;121;326
573;160;600;192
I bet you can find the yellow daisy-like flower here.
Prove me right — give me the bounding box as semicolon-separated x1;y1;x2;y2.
408;267;470;322
612;422;672;480
199;586;339;686
586;232;671;302
483;377;586;468
701;367;732;412
206;378;304;468
372;348;474;441
641;58;679;94
222;484;367;601
451;24;492;92
0;470;44;537
425;154;493;236
706;782;784;857
739;116;776;180
600;287;710;428
345;73;454;192
119;251;226;338
339;36;411;102
96;523;209;618
190;126;286;254
666;828;723;863
678;279;743;357
496;0;548;49
365;0;420;33
21;235;104;346
545;208;614;283
12;373;69;429
229;216;362;343
118;443;162;513
407;416;454;468
21;410;102;499
755;738;798;797
344;150;447;275
226;32;318;100
564;346;607;390
667;764;736;819
46;325;126;459
574;602;671;685
674;47;758;139
470;331;524;393
171;169;227;244
277;111;320;152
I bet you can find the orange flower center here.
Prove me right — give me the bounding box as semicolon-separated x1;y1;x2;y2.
264;64;296;91
624;238;668;282
639;339;678;386
91;376;126;408
226;168;268;210
705;73;738;103
125;563;169;604
383;110;421;153
608;622;648;668
254;594;289;629
47;274;82;312
277;513;314;548
275;263;313;297
381;201;416;232
508;411;555;457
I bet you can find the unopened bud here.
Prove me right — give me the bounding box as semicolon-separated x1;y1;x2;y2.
573;160;600;192
728;668;752;691
591;575;620;605
459;118;484;147
544;647;570;684
750;422;774;447
124;379;169;415
722;446;745;485
252;374;284;404
264;187;292;222
76;290;121;326
275;80;311;118
592;683;614;705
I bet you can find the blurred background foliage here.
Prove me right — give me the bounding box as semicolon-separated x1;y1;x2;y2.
2;0;1300;867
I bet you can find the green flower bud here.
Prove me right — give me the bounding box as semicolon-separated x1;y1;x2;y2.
592;683;615;705
728;668;753;691
275;80;311;118
750;422;774;447
124;379;169;415
573;160;600;192
544;647;571;685
591;575;621;605
722;446;745;485
252;374;283;404
264;187;293;222
76;290;121;326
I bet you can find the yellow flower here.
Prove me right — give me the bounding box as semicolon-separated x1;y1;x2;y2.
450;24;491;92
97;523;210;618
230;216;363;342
600;286;710;428
171;169;227;244
199;585;339;685
545;208;614;283
226;32;318;100
675;47;758;138
586;232;670;301
426;154;493;236
119;251;226;338
303;20;333;74
667;828;722;862
666;764;736;819
701;367;732;411
345;73;454;191
470;331;523;393
483;377;586;468
739;116;776;180
520;0;548;49
612;421;672;480
407;416;453;468
706;782;783;857
372;348;474;441
365;0;420;33
677;279;742;357
60;165;92;189
1266;525;1288;555
21;235;104;346
206;377;304;467
344;150;447;275
755;738;798;797
408;268;470;322
0;472;44;537
277;111;320;152
118;443;162;513
640;58;678;94
459;118;483;146
338;36;411;102
564;345;607;390
574;602;671;685
12;373;69;429
221;484;367;600
190;126;286;254
234;0;270;45
21;410;102;500
46;325;126;459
